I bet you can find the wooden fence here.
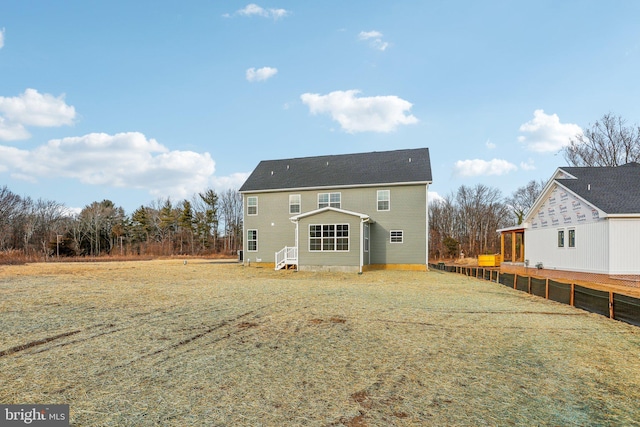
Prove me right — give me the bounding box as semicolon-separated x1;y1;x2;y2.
428;263;640;327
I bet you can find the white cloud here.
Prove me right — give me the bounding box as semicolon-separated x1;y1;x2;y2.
518;109;582;153
0;88;77;141
300;90;418;133
210;172;251;192
0;117;30;141
0;132;218;200
246;66;278;82
10;172;38;183
485;139;496;150
372;40;389;51
358;30;389;51
520;158;536;171
429;191;445;203
358;31;383;40
0;28;5;49
235;4;290;19
0;88;76;127
0;145;28;172
453;159;518;177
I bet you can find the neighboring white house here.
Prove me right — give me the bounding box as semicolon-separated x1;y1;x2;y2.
514;162;640;276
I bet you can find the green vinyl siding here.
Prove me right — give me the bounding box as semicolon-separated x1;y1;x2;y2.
242;192;296;263
298;210;360;267
367;185;426;265
243;183;427;266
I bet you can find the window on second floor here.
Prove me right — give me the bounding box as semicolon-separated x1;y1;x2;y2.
247;196;258;215
377;190;390;211
289;194;301;214
318;192;341;209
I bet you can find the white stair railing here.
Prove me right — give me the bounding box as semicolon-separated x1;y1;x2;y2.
275;246;298;270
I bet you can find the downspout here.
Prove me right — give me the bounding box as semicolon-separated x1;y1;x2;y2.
425;183;429;270
359;218;364;274
289;216;300;269
295;220;299;268
242;194;247;266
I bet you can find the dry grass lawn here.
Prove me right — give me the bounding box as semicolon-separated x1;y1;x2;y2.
1;259;639;426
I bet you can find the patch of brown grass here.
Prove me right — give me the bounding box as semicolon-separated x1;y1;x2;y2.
0;260;639;426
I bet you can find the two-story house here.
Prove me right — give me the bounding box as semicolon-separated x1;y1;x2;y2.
239;148;433;273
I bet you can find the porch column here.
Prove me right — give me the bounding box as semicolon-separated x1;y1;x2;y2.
500;233;505;263
518;232;524;262
511;231;516;263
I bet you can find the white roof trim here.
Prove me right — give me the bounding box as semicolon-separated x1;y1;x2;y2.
553;167;578;180
290;206;371;222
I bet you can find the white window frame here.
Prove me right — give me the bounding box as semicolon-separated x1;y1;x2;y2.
377;190;390;211
289;194;301;214
247;196;258;216
318;192;341;209
390;230;404;244
247;229;258;251
558;229;565;247
309;224;349;252
568;228;576;248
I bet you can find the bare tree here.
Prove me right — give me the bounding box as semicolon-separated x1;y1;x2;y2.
0;186;22;250
76;200;125;256
506;180;545;225
429;195;456;259
429;184;511;259
219;189;243;253
20;197;37;256
33;198;67;259
563;113;640;167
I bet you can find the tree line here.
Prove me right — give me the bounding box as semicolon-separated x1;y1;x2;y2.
2;113;636;262
428;181;542;260
0;187;243;260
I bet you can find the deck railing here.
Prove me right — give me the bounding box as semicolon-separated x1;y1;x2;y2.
275;246;298;270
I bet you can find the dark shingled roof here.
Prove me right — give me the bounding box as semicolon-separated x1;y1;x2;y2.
239;148;432;192
557;162;640;214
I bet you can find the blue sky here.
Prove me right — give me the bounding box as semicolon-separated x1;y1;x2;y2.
1;1;639;214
